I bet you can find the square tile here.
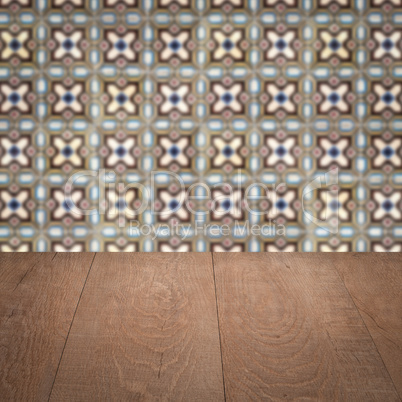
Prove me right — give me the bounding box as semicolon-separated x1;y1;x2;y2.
0;0;401;251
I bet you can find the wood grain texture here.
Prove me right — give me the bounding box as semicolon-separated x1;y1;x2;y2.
332;253;402;398
213;253;400;401
50;253;225;401
0;252;95;401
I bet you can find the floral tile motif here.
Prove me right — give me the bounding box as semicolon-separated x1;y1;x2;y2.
0;0;401;251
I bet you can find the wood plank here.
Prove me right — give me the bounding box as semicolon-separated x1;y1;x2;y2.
50;253;225;401
213;253;400;401
332;253;402;398
0;252;47;292
0;252;95;401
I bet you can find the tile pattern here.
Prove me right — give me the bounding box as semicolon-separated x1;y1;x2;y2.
0;0;401;251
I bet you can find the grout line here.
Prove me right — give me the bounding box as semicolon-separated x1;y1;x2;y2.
332;263;401;400
47;252;97;401
211;252;227;402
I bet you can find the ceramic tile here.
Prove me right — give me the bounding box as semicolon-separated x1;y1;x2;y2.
0;0;401;251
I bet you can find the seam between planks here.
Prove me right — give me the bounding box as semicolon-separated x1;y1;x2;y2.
11;252;46;292
211;252;227;402
47;252;97;402
332;262;401;400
